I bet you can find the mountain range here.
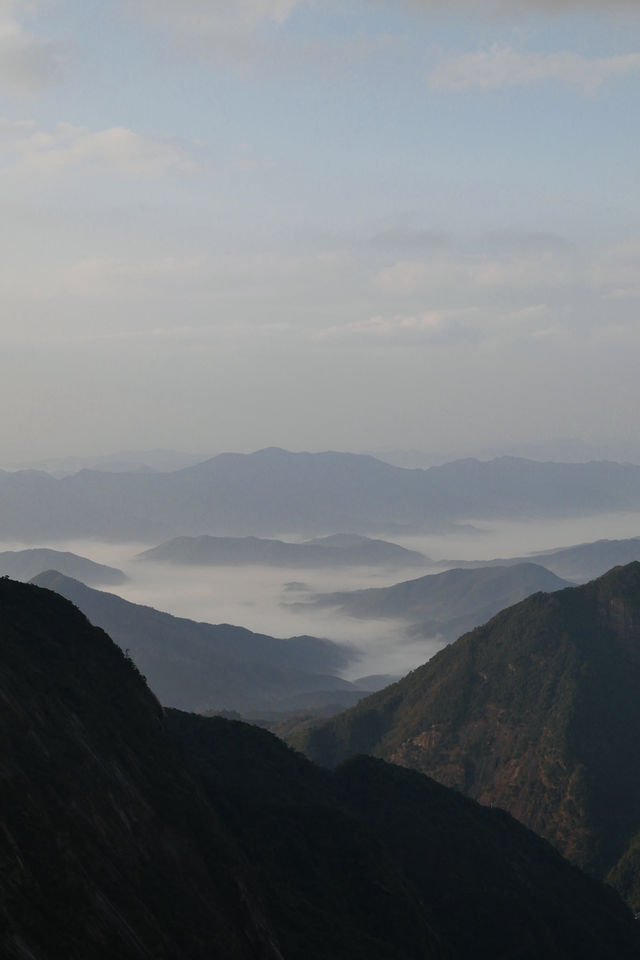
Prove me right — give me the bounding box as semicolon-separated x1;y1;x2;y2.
0;548;126;586
2;447;208;476
299;562;640;909
298;562;569;642
4;448;640;541
138;532;427;568
3;576;639;959
444;535;640;584
30;571;363;716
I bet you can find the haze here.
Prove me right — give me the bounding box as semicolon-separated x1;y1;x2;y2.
1;0;640;462
4;506;638;678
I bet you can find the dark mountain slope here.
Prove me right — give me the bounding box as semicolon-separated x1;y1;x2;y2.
304;562;569;641
0;578;281;960
0;547;126;586
168;712;640;960
138;532;428;568
30;571;357;715
299;563;640;903
2;577;639;959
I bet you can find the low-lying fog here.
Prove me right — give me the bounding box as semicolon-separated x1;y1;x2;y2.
8;509;640;681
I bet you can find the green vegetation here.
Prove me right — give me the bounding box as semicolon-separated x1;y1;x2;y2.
298;562;640;907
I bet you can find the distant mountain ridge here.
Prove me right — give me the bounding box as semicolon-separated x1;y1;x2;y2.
443;535;640;584
4;448;640;540
299;563;640;909
0;548;126;586
3;448;208;476
300;563;569;642
138;532;428;568
3;576;639;959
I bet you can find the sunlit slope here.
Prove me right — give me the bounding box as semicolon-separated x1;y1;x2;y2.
299;562;640;905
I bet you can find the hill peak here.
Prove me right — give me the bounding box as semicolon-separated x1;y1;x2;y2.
298;561;640;905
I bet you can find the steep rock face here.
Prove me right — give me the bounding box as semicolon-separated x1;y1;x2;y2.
299;563;640;900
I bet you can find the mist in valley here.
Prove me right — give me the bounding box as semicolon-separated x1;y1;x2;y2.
7;507;640;681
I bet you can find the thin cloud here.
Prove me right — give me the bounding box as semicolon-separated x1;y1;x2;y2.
316;309;483;347
408;0;639;14
0;119;194;179
123;0;300;62
428;45;640;92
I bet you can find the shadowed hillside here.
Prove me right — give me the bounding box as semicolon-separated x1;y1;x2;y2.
2;577;639;959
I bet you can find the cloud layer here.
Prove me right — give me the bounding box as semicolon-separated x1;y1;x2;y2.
429;46;640;92
0;119;193;179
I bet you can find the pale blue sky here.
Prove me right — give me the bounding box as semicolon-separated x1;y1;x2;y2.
1;0;639;460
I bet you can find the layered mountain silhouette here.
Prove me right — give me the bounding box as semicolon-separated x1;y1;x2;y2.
5;447;207;476
138;532;428;568
0;548;126;586
299;563;569;642
30;571;361;715
299;563;640;909
3;576;639;959
4;449;640;540
445;535;640;584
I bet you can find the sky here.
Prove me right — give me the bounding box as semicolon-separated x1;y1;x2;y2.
1;0;640;462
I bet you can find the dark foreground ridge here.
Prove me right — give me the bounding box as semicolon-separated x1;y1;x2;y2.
299;562;640;909
2;577;639;959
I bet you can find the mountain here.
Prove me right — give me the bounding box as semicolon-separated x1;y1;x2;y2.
445;535;640;584
30;571;360;715
3;448;208;476
301;563;569;642
5;449;640;541
138;532;428;568
0;577;282;960
0;548;126;586
3;576;639;959
299;563;640;908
